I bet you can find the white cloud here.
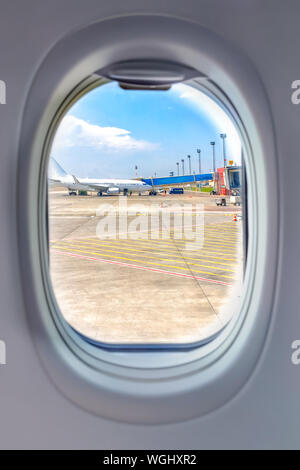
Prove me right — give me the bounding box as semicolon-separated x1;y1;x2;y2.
52;115;157;152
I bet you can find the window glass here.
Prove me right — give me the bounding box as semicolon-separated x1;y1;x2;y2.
48;81;244;346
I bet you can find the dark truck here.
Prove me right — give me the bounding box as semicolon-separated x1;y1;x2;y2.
169;187;184;194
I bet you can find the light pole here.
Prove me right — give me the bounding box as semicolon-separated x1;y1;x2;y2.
176;162;179;176
187;155;191;174
220;133;227;168
197;148;201;174
210;141;216;173
181;158;185;176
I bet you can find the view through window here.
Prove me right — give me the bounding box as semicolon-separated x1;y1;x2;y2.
48;81;244;346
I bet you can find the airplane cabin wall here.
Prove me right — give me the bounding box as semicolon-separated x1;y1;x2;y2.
0;0;299;449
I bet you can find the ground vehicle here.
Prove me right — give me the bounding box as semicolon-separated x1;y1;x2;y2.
230;195;241;206
216;198;226;206
230;189;242;206
169;187;184;194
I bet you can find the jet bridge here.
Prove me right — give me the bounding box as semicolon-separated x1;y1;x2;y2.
142;173;213;187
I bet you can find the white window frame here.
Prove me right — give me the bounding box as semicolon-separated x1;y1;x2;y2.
17;14;278;424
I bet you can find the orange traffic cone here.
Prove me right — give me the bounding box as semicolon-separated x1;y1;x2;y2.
233;214;237;222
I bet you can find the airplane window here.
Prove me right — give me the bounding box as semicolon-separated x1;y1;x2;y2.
47;80;246;348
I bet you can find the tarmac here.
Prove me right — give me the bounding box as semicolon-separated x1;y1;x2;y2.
49;188;243;345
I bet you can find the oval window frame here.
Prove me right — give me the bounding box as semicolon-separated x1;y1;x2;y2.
45;75;246;353
17;15;278;423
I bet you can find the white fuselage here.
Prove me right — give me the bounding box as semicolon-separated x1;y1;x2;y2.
52;174;152;194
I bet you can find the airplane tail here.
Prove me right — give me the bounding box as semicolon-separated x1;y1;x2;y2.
48;157;69;181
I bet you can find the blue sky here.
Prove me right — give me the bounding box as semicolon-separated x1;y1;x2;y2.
51;81;241;179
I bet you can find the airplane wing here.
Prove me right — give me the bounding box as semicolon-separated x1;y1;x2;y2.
71;175;110;191
72;175;123;192
77;182;114;192
49;178;61;184
86;183;112;191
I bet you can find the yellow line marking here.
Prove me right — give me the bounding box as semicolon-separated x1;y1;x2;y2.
148;224;240;235
60;238;239;262
155;231;240;245
145;229;239;242
50;238;239;259
200;237;238;247
205;224;240;230
83;234;240;252
199;241;239;249
83;237;240;256
53;238;238;265
199;229;240;238
202;223;240;228
54;241;238;273
202;230;240;238
201;234;239;242
205;227;239;231
59;239;241;270
52;245;235;279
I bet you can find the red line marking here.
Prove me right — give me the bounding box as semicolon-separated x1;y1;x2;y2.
52;250;232;286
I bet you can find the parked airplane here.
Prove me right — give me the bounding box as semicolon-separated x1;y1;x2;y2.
48;157;152;196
